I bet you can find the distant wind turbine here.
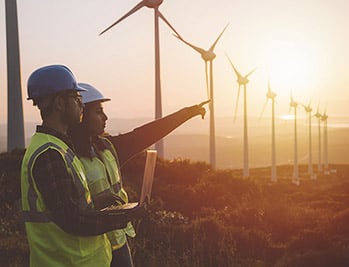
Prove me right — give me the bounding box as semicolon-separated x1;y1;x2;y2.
302;101;316;180
321;111;330;175
173;24;229;169
259;81;277;182
314;106;323;172
289;95;300;185
99;0;180;158
226;55;256;178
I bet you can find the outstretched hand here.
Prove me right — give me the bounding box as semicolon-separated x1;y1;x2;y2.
197;100;210;119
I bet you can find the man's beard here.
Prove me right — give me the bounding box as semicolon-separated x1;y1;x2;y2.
61;108;82;127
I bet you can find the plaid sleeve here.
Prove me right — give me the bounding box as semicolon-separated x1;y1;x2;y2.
33;149;85;225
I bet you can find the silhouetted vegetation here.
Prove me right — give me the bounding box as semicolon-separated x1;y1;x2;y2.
1;150;349;266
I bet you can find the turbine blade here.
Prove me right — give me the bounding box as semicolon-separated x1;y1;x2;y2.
205;62;210;99
233;86;241;122
99;1;145;35
225;53;242;79
246;67;257;78
209;23;229;52
173;34;206;55
259;99;268;120
158;11;181;37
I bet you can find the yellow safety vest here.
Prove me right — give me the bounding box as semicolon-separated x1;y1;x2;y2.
21;132;112;267
80;136;135;250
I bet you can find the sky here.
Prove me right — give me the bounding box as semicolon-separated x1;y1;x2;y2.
1;0;349;128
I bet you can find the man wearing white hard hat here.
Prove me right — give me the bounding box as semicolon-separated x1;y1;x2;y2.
69;82;209;267
21;65;142;267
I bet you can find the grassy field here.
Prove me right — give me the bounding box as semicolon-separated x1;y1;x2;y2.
1;150;349;266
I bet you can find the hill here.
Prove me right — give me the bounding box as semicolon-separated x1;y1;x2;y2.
1;116;349;170
1;150;349;266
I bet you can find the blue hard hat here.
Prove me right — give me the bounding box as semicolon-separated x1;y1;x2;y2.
27;65;86;100
78;83;111;104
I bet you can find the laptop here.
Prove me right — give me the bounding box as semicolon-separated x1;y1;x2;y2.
99;150;157;215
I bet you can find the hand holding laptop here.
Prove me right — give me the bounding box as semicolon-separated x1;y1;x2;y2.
100;150;157;217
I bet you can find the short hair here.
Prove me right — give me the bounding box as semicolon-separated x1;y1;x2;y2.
34;95;55;119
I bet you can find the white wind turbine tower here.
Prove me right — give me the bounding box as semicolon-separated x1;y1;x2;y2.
5;0;25;151
226;55;256;178
321;111;330;175
314;106;323;172
289;95;300;185
259;81;277;182
302;101;317;180
173;24;229;169
99;0;181;158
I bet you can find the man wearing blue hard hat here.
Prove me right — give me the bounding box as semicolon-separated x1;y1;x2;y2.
21;65;143;267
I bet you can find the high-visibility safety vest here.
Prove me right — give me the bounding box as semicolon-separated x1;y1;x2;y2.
80;136;136;251
21;132;112;267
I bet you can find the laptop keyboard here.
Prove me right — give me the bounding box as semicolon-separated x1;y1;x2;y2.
101;202;138;211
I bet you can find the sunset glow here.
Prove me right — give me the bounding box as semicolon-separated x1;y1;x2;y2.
0;0;348;151
267;40;318;94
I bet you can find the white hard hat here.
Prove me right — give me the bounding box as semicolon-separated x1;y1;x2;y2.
78;83;111;104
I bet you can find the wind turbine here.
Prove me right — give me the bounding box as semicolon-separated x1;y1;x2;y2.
226;56;256;178
289;95;300;185
259;81;277;182
5;0;25;151
314;106;323;172
302;101;316;180
99;0;180;158
321;111;330;175
173;24;229;169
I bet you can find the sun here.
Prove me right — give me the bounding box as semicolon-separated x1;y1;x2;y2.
266;41;316;93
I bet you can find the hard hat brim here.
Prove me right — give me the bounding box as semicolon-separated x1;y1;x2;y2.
26;85;87;100
86;98;111;105
76;84;88;92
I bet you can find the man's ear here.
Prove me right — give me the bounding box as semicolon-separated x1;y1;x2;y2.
53;95;66;112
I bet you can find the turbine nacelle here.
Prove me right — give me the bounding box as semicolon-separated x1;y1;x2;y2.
144;0;163;8
266;90;276;99
202;51;216;61
321;114;328;121
290;102;298;108
302;104;312;113
238;77;249;85
289;95;298;108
